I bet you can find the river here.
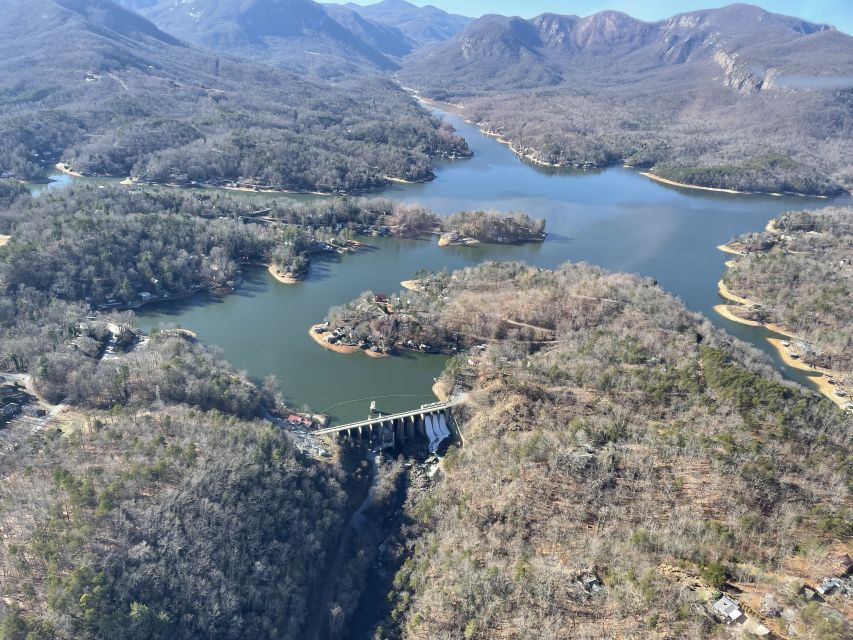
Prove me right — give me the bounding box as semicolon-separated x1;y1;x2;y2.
35;108;848;424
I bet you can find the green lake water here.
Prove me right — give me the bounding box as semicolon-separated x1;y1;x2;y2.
47;109;846;424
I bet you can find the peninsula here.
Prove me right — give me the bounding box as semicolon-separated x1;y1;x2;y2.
716;207;852;408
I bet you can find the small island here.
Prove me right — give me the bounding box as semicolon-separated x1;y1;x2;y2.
271;207;546;282
437;210;545;246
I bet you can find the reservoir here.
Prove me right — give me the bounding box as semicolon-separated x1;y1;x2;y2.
124;109;847;423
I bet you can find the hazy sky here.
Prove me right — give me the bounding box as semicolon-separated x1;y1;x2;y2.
351;1;852;34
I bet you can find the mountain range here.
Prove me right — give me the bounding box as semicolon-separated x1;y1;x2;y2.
111;0;471;75
399;4;847;93
95;0;852;194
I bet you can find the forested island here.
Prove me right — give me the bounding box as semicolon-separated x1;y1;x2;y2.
324;262;852;639
718;207;852;407
0;186;545;298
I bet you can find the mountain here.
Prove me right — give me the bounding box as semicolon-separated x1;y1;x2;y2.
400;3;853;195
0;0;468;190
343;0;472;46
323;2;413;57
119;0;403;75
402;4;841;92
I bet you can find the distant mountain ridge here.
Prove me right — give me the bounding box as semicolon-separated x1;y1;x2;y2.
342;0;472;46
110;0;471;75
133;0;402;74
401;3;841;93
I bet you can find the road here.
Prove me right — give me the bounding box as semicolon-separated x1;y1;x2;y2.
0;373;70;458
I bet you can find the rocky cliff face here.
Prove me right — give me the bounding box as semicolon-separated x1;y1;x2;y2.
714;49;765;93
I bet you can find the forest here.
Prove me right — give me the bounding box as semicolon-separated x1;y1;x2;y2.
0;1;469;193
721;207;853;378
327;262;852;639
458;88;849;196
0;405;350;639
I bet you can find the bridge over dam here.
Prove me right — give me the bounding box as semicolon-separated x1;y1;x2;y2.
315;401;459;452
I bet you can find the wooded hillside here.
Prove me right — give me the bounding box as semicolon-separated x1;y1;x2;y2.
331;262;852;639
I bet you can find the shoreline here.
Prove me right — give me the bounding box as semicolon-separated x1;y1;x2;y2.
412;93;836;197
412;94;563;169
640;171;828;198
219;183;330;197
641;171;750;195
716;278;797;338
715;246;848;409
716;243;743;256
766;338;848;409
716;299;848;408
54;162;82;177
46;167;420;199
400;279;423;292
268;264;301;285
308;325;389;358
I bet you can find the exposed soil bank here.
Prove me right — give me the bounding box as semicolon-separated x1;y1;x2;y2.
268;264;301;284
640;171;828;198
400;279;422;292
54;162;82;177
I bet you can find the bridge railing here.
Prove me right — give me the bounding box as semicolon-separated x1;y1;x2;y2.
314;402;451;435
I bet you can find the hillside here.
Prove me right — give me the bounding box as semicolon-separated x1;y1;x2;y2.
401;4;853;195
0;0;468;191
720;207;853;390
0;404;351;640
329;262;853;639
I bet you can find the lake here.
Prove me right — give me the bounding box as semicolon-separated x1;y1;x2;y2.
122;108;848;424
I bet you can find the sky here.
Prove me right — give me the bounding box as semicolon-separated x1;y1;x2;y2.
350;1;853;34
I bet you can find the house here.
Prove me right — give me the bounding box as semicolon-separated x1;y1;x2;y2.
842;554;853;575
580;574;603;594
817;577;843;596
712;595;742;622
287;415;302;425
798;584;818;601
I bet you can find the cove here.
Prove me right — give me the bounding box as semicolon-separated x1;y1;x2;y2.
122;108;847;423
